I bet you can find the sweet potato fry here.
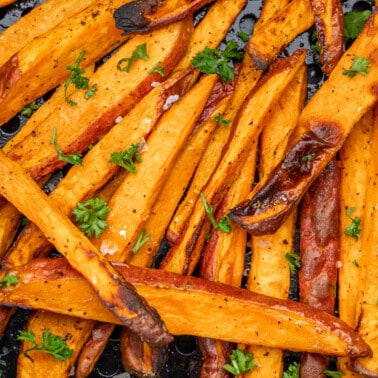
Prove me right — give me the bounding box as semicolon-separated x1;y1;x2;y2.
298;158;341;377
0;257;371;357
245;0;314;70
91;74;218;262
244;64;307;378
0;150;172;346
0;0;99;67
310;0;344;75
161;49;307;275
229;10;378;235
253;0;291;33
113;0;214;34
4;67;194;269
337;108;374;376
351;104;378;376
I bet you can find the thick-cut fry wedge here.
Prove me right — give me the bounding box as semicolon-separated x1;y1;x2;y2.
0;151;172;346
351;104;378;376
245;0;314;70
253;0;291;32
0;0;99;67
161;49;307;275
5;19;193;181
0;257;371;357
244;64;307;378
174;0;248;72
310;0;344;75
114;0;213;34
337;109;374;377
4;68;194;269
338;108;374;328
92;74;218;262
16;312;96;378
166;55;262;245
229;10;378;236
298;158;341;377
0;0;134;125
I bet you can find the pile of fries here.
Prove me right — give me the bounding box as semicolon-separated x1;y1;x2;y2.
0;0;378;377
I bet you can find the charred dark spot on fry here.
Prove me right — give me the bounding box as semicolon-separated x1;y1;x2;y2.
114;0;162;34
0;55;22;101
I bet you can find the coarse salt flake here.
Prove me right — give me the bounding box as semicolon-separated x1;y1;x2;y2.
163;94;180;110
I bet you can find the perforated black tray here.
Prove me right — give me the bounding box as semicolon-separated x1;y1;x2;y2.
0;0;374;377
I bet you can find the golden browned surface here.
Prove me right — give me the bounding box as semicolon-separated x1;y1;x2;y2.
0;257;371;357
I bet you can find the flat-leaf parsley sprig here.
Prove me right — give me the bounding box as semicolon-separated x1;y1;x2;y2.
191;40;243;82
17;328;73;361
0;271;20;288
51;128;83;166
65;50;97;106
110;143;142;174
117;43;149;72
223;348;257;375
72;197;110;238
344;207;362;240
201;193;231;233
342;56;371;77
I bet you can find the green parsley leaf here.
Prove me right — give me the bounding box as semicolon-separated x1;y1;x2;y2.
64;51;96;106
344;10;372;44
223;349;257;375
72;197;110;238
238;31;250;43
342;56;371;77
285;252;301;274
50;128;83;166
344;207;362;240
117;43;150;72
0;271;20;288
214;113;231;127
191;40;243;82
323;370;345;378
310;30;322;55
302;153;316;162
17;328;73;361
283;361;300;378
109;143;142;174
21;101;39;118
132;228;152;254
148;61;165;77
200;193;232;233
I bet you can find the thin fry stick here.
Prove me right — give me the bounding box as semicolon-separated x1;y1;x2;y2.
352;104;378;376
337;108;374;377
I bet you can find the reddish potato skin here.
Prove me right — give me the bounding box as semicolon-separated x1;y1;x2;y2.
298;158;341;377
310;0;344;75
